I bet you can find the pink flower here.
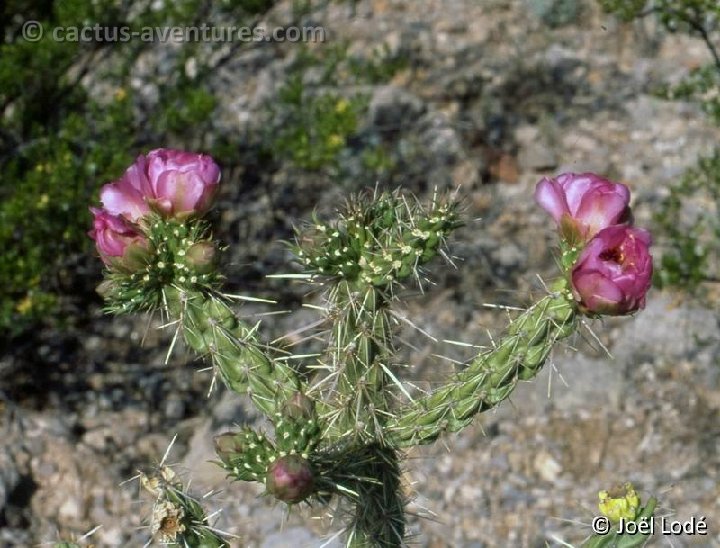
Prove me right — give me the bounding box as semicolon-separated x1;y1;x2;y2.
100;154;152;222
571;225;653;315
99;149;221;221
535;173;631;241
145;149;220;218
88;207;147;266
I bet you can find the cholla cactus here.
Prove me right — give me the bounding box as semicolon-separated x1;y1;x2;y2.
90;152;654;546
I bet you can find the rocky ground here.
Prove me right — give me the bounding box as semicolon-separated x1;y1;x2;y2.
2;0;720;546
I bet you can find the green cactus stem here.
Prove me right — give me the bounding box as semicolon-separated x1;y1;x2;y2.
323;281;394;442
100;216;222;314
346;446;404;548
166;287;301;417
214;428;276;482
296;189;462;445
312;443;406;548
386;277;577;447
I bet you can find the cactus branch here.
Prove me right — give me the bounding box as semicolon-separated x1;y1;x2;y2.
386;278;576;447
324;281;394;442
166;287;301;417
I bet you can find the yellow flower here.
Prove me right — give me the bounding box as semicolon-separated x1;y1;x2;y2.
327;134;344;149
16;295;33;315
335;98;349;113
598;482;641;523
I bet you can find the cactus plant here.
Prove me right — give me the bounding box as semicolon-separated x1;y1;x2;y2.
89;152;655;546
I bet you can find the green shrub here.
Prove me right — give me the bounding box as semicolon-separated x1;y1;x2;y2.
265;42;408;172
0;0;282;335
269;73;367;171
654;153;720;291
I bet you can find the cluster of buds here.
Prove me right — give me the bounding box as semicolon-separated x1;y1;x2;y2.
214;392;320;504
535;173;653;316
296;190;461;287
88;149;221;311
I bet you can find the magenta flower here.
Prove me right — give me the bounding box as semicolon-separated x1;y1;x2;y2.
265;454;314;504
99;148;221;221
88;207;148;265
535;173;631;241
100;155;152;222
571;225;653;316
144;148;221;218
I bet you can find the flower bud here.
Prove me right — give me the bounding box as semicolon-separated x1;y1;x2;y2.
88;207;149;269
281;392;315;421
598;482;641;523
95;279;117;299
535;172;631;242
265;454;314;504
213;432;243;465
185;241;218;274
571;225;653;316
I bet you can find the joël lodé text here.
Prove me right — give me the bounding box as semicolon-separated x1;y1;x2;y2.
616;515;708;536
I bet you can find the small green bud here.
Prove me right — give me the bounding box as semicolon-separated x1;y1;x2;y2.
185;241;217;274
95;279;117;299
113;241;153;273
213;432;244;465
281;391;315;421
266;454;314;504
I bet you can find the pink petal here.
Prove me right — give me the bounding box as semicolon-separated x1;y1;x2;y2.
100;182;149;222
123;154;152;195
575;191;630;237
155;171;206;214
534;177;569;223
558;173;594;215
196;156;221;184
572;271;624;313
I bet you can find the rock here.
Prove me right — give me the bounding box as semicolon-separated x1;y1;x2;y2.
515;124;557;170
452;159;482;188
518;141;557;170
488;152;520;183
368;85;425;132
261;526;340;548
611;293;719;365
534;450;562;482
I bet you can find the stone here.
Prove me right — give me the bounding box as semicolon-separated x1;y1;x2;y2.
368;85;425;132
